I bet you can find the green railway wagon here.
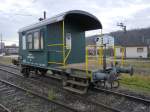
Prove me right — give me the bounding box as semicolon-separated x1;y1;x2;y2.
19;10;102;77
18;10;133;94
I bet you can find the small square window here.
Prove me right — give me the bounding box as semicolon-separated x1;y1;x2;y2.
137;48;143;53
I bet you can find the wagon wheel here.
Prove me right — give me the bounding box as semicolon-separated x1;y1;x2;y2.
62;76;68;87
39;69;47;76
110;80;120;89
95;80;106;88
22;68;30;78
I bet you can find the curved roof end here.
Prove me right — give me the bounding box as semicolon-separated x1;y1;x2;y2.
19;10;102;32
64;10;102;30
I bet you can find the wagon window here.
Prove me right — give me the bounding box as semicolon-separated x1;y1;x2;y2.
27;34;33;49
40;32;44;49
34;32;40;49
22;35;26;50
66;33;71;49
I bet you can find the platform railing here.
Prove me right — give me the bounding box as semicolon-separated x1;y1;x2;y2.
48;44;71;66
113;46;125;66
85;45;125;79
85;45;104;79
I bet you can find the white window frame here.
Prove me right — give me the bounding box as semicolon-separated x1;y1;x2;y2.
33;32;40;50
27;34;33;50
66;33;72;49
40;31;44;49
137;47;144;53
22;35;26;50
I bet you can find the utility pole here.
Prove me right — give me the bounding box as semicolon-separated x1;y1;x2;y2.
0;33;2;54
117;22;127;61
95;37;99;59
100;35;106;70
44;11;46;19
117;22;126;33
39;11;46;21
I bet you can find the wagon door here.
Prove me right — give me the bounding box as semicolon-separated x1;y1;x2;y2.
47;22;65;67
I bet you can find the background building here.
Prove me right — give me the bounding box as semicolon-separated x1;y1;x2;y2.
115;45;148;58
110;28;150;58
4;44;19;55
0;42;5;53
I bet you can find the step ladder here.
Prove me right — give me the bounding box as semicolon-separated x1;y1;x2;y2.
63;74;89;94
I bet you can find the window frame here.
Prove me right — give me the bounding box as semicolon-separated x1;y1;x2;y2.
22;35;26;50
137;47;144;53
33;31;40;50
26;33;33;50
26;29;44;51
66;33;72;49
40;31;44;50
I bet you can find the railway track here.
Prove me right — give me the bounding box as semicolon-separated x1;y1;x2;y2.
0;79;76;112
94;87;150;104
0;64;19;70
0;64;120;112
90;88;150;112
0;64;150;112
0;103;11;112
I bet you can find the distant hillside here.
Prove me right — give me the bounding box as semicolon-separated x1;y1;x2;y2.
110;27;150;46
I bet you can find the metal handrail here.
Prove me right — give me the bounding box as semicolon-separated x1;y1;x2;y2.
85;45;103;79
113;46;125;66
48;44;64;47
48;44;71;66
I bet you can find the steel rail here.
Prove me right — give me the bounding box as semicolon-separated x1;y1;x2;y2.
0;65;122;112
0;78;79;112
0;104;11;112
94;87;150;105
0;64;19;70
1;64;150;111
1;64;150;105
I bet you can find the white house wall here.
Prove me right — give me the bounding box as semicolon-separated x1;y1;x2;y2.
116;47;148;58
116;48;123;58
126;47;147;58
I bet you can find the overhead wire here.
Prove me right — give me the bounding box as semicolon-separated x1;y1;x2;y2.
0;10;38;18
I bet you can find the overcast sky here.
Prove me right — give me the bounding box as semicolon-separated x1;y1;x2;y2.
0;0;150;45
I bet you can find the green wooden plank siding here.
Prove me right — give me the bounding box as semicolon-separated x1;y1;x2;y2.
19;21;85;68
65;21;85;64
19;27;47;68
47;22;63;66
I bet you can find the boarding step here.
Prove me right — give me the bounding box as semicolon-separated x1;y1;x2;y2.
70;74;89;79
63;86;87;94
46;74;62;80
66;80;89;87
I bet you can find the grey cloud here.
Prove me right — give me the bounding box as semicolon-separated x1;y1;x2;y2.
0;0;150;45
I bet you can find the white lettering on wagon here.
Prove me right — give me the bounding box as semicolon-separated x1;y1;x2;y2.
27;53;34;59
27;53;35;62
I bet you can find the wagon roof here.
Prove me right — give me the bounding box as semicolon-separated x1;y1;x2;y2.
18;10;102;32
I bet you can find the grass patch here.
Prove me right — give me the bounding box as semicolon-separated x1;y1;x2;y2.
88;58;150;69
26;91;34;97
48;89;56;100
124;61;150;68
120;74;150;94
0;56;12;65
